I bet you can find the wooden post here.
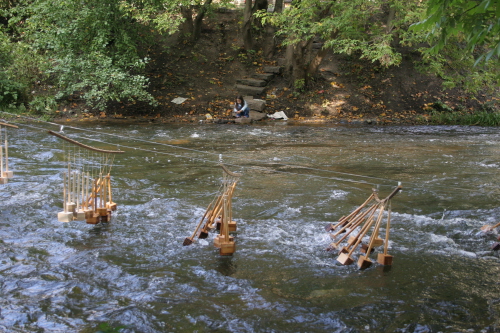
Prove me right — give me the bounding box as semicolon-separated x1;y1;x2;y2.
217;196;236;256
183;201;214;246
0;145;6;184
58;172;73;222
74;171;86;220
377;202;394;266
336;202;380;265
2;131;13;178
358;203;386;269
106;174;117;211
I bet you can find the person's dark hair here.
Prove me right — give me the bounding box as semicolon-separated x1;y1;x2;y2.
235;95;244;104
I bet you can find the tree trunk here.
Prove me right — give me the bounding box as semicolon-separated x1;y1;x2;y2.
307;46;329;76
285;40;312;89
263;24;275;58
274;0;284;13
252;0;268;12
385;4;399;47
180;6;194;37
192;0;213;42
242;0;253;50
263;0;281;58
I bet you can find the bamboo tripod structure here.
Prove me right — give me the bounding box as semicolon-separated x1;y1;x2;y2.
48;130;124;224
327;185;402;269
0;122;18;184
183;164;241;256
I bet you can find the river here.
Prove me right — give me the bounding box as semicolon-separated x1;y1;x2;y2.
1;121;500;332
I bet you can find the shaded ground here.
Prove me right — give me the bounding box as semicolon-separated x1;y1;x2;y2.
56;9;495;125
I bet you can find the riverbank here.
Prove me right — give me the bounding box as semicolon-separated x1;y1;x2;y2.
49;108;428;126
38;8;496;127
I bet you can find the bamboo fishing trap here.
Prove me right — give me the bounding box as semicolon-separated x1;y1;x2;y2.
326;184;402;269
48;130;124;224
0;121;18;184
183;164;241;256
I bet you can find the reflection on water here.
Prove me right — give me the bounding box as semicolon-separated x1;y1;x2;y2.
1;123;500;332
215;256;238;277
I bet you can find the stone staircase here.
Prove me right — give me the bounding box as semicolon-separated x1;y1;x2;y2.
235;66;282;97
234;65;283;121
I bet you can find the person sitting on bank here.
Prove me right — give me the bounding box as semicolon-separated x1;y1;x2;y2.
233;96;250;118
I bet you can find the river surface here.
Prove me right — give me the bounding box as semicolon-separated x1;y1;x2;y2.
1;121;500;332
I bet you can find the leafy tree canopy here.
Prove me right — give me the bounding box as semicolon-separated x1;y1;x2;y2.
412;0;500;64
1;0;192;111
257;0;424;67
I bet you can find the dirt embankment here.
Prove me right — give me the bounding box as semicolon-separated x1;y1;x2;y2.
55;10;494;126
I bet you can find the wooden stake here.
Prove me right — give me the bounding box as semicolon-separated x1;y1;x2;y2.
358;203;386;269
3;134;13;178
377;202;393;266
328;204;378;250
58;172;73;222
336;203;380;265
326;193;375;232
0;145;5;184
481;221;500;232
183;201;214;246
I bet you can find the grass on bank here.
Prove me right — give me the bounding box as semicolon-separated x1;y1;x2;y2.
428;110;500;126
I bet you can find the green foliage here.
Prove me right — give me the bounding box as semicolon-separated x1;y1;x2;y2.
0;30;25;107
294;78;306;92
51;54;156;110
257;0;499;96
3;0;168;110
481;100;499;113
412;0;500;64
0;77;24;107
431;99;454;112
414;40;500;94
28;96;58;115
257;0;422;68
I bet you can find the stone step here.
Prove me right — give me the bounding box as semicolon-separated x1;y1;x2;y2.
249;110;267;120
236;78;267;87
246;98;266;112
234;111;267;123
252;73;275;81
263;66;283;74
235;84;266;96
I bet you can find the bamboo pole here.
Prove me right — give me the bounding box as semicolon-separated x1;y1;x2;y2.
0;122;18;128
63;172;67;212
48;131;124;154
183;201;214;246
330;203;379;239
337;202;381;265
107;174;112;203
0;145;3;175
2;126;13;178
328;204;379;250
326;193;376;231
358;203;387;269
377;202;394;265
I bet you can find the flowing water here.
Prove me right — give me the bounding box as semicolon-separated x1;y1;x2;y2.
1;121;500;333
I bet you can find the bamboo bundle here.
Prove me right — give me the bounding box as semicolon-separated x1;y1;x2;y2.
327;185;402;269
48;130;124;224
0;122;18;184
183;164;241;253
